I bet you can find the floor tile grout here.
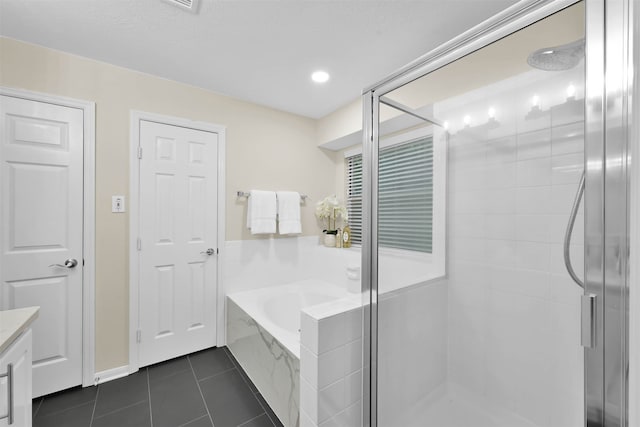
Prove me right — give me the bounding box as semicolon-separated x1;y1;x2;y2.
148;367;191;384
224;349;253;390
187;353;215;427
88;385;100;427
252;395;278;427
178;414;211;427
195;365;237;383
33;347;281;427
146;367;154;427
223;348;279;427
236;412;269;427
218;347;279;426
35;399;96;419
32;398;43;419
91;399;148;421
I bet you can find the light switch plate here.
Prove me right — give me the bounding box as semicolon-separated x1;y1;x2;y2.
112;195;125;213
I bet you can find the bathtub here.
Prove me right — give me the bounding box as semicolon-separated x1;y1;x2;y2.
226;279;351;427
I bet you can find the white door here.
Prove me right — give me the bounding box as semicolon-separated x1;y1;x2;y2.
137;120;218;367
0;95;84;397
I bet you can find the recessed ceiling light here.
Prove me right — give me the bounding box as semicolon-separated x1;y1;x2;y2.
311;71;330;84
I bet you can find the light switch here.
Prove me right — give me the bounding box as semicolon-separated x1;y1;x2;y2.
112;196;125;213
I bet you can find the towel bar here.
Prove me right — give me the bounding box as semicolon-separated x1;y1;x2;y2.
236;191;308;200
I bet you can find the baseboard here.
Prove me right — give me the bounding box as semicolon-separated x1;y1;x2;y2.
94;365;130;385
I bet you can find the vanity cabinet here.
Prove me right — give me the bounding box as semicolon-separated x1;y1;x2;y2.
0;329;33;427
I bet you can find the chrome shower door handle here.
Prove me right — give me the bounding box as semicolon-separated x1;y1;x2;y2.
581;293;597;348
200;248;215;256
49;259;78;269
0;363;14;425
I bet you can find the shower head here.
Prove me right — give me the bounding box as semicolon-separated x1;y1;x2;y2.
527;38;585;71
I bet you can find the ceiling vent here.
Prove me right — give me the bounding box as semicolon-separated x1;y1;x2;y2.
163;0;199;13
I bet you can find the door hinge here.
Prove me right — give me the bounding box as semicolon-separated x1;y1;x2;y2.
136;330;142;343
137;146;143;159
216;248;219;255
137;238;142;251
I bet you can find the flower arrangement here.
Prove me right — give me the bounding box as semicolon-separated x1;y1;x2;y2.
315;195;347;235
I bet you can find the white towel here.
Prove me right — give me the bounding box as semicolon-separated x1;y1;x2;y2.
276;191;302;235
246;190;277;234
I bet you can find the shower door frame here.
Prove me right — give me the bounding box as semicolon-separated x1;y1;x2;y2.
360;0;634;426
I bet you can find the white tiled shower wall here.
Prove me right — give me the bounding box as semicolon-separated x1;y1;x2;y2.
224;237;439;297
441;67;585;427
377;279;448;426
223;237;360;297
299;301;363;427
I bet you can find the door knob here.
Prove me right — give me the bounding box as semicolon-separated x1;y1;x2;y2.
200;248;215;256
49;259;78;268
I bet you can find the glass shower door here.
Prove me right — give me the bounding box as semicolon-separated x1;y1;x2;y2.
362;2;601;426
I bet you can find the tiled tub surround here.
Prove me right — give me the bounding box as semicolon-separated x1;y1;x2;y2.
439;67;585;426
223;226;449;427
224;237;444;300
227;298;300;427
299;298;363;427
227;279;358;427
223;237;359;297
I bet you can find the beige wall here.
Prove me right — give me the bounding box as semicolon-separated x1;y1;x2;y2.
316;98;361;146
316;97;403;147
0;37;337;371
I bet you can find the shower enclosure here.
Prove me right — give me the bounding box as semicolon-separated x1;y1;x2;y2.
361;0;633;426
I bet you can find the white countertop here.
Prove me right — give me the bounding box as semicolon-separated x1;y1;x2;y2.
0;306;39;354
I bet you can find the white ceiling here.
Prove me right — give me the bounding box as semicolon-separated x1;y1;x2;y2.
0;0;521;119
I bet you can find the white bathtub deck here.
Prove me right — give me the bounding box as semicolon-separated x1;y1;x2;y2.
227;278;352;358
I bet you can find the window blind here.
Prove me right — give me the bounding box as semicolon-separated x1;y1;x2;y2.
346;136;433;253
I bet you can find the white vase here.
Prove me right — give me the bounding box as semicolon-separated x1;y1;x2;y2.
324;233;336;248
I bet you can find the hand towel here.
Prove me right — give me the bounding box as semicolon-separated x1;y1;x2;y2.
246;190;277;234
276;191;302;235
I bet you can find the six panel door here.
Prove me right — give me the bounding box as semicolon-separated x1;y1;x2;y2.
137;120;219;367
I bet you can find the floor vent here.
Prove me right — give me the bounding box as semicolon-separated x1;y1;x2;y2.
163;0;199;13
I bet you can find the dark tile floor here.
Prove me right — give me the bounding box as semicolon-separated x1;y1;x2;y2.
32;346;284;427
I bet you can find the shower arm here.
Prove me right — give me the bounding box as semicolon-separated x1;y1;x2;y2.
564;171;585;289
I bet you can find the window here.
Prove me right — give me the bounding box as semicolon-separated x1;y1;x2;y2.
346;136;433;253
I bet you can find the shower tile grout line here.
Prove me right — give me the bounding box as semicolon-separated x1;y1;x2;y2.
187;354;216;427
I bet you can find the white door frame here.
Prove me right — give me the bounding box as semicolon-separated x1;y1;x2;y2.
0;86;96;388
128;110;226;373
